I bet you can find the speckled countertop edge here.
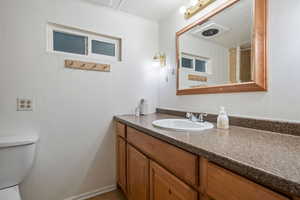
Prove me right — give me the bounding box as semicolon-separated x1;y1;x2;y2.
114;114;300;197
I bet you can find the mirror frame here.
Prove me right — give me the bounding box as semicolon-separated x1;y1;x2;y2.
176;0;267;95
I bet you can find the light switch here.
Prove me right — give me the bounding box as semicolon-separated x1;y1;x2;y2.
17;98;33;111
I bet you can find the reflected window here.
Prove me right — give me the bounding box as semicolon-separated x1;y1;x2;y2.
181;53;208;73
195;59;207;72
181;57;193;69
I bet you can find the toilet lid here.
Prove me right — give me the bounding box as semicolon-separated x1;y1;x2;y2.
0;186;21;200
0;134;39;148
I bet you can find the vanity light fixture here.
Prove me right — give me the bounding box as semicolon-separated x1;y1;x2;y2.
179;6;187;14
184;0;216;19
153;52;166;67
190;0;199;6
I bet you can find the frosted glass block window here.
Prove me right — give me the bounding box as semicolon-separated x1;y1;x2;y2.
92;40;115;57
181;57;193;69
47;23;122;61
181;53;209;73
53;31;87;55
195;59;207;72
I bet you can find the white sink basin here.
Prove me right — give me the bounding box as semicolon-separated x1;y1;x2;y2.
152;119;214;132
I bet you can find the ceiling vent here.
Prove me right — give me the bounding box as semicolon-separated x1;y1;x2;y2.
191;22;229;39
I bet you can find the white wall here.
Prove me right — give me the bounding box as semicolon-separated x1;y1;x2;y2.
1;0;299;199
179;34;229;89
0;0;159;199
159;0;300;122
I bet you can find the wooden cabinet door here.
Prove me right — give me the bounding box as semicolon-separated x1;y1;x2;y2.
206;162;290;200
116;122;126;138
127;127;198;186
150;161;197;200
117;137;126;193
127;144;149;200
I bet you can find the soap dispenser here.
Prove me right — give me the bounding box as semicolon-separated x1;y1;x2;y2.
217;107;229;129
139;98;149;115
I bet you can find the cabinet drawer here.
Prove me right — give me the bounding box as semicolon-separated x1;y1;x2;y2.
127;127;198;186
116;122;126;138
206;162;290;200
150;161;197;200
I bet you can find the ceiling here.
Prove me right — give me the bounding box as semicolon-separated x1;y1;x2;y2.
85;0;188;21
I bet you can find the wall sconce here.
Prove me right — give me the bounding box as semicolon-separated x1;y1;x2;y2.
153;52;166;67
181;0;216;19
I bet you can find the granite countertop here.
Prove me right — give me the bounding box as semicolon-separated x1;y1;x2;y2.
115;113;300;197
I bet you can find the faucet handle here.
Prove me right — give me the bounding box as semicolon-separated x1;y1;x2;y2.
186;112;192;119
200;113;208;117
186;112;208;122
199;113;208;122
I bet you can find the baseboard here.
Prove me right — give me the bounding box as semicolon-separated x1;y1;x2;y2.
65;184;117;200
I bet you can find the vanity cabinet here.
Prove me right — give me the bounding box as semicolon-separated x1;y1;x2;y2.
127;126;198;186
150;160;197;200
127;144;149;200
204;162;289;200
117;122;126;138
116;122;294;200
116;122;127;194
117;137;127;193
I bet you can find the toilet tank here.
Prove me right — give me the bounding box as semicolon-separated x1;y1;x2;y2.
0;134;39;189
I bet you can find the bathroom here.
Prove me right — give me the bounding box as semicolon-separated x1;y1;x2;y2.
0;0;299;199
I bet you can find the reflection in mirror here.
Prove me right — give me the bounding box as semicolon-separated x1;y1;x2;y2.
178;0;253;90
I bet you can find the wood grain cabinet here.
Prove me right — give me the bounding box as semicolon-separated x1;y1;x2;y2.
127;144;149;200
150;161;197;200
205;162;290;200
127;127;198;186
116;123;296;200
116;122;126;138
117;137;127;194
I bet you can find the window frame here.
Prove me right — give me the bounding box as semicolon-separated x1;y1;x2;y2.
195;58;207;73
180;53;210;74
181;55;194;69
47;23;121;62
88;35;119;61
52;30;88;56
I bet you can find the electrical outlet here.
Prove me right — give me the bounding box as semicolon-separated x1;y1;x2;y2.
17;98;33;111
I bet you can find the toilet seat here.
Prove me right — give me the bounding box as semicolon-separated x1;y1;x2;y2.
0;186;21;200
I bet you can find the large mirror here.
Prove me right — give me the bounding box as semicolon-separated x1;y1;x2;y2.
176;0;267;95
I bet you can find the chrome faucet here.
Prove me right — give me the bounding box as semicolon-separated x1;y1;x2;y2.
186;112;208;123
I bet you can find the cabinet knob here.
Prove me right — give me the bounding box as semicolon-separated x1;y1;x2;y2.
168;189;172;195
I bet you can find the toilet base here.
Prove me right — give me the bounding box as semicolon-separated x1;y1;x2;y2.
0;186;21;200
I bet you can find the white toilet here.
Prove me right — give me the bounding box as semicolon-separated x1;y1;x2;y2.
0;134;39;200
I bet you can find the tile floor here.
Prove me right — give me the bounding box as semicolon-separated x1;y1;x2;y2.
88;190;126;200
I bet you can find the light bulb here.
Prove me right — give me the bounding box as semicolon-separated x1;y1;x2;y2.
179;6;187;14
190;0;198;6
